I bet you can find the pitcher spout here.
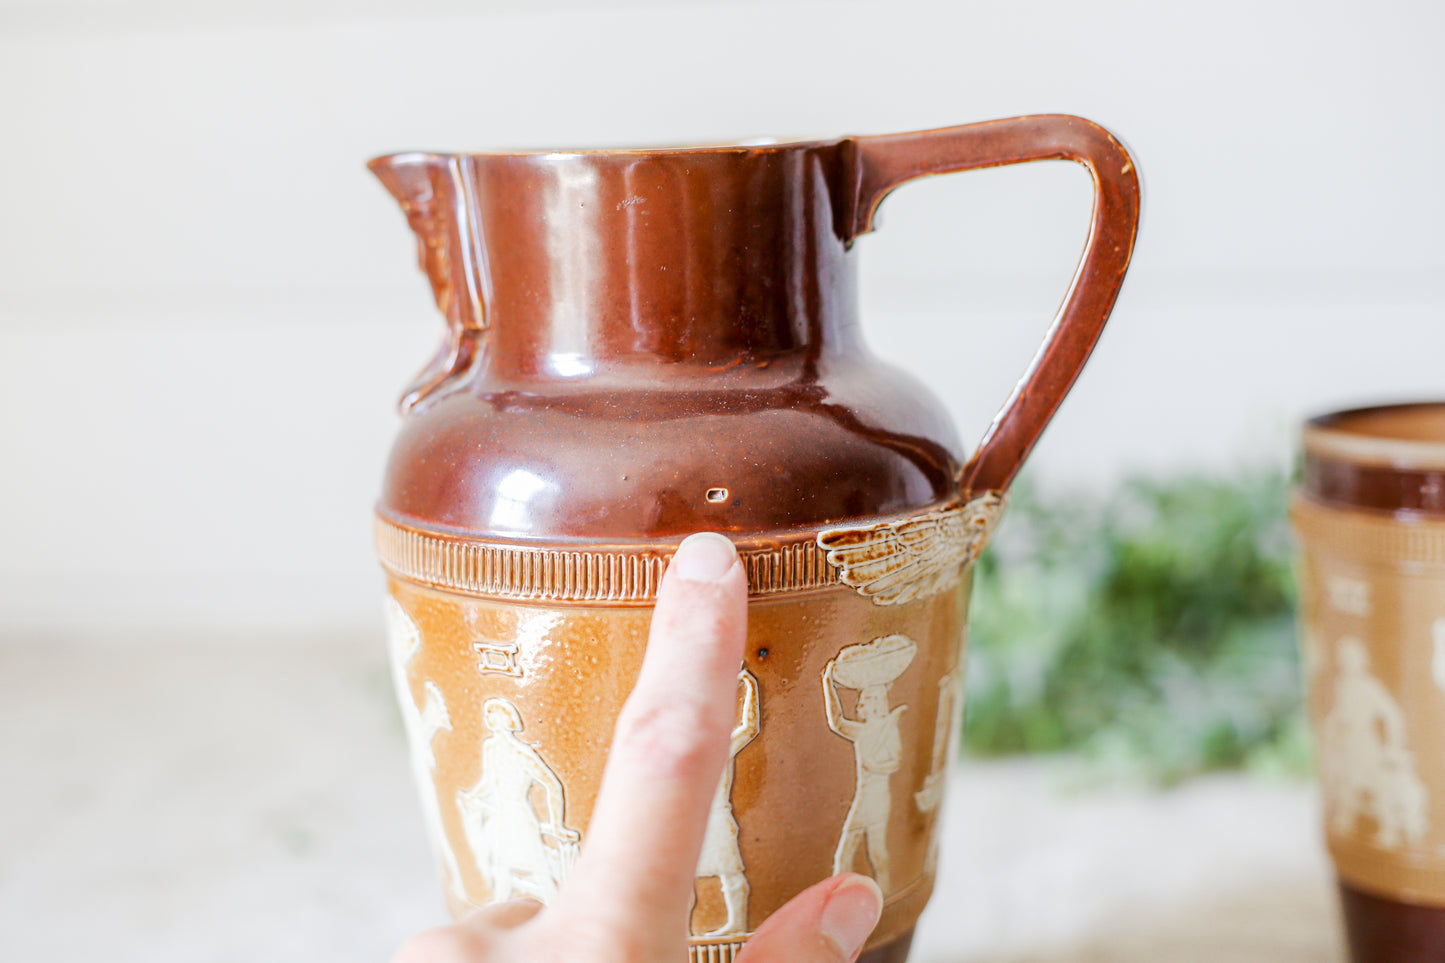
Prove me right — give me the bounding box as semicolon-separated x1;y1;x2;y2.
368;152;487;411
370;140;881;385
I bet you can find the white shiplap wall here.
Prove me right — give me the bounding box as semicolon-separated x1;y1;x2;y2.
2;0;1443;641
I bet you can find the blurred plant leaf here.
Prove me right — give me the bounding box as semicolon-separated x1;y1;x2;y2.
964;472;1305;784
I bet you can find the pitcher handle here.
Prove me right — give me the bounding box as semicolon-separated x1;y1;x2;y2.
852;115;1141;496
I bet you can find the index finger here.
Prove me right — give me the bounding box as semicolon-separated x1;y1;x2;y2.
551;532;748;953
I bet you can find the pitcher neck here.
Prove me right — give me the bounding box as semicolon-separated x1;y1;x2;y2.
377;143;866;379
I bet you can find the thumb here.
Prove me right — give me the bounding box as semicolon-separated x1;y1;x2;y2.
737;874;883;963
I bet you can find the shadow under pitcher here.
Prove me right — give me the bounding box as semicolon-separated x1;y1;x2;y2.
368;115;1140;961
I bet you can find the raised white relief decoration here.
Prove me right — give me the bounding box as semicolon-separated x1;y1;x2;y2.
692;669;760;939
1320;637;1429;850
385;597;467;904
818;493;1005;606
824;634;916;893
472;637;523;676
915;668;961;815
915;667;961;875
457;697;581;902
1432;619;1445;695
1327;576;1372;617
1300;626;1326;687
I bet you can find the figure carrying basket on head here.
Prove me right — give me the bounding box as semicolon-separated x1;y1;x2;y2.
823;634;917;894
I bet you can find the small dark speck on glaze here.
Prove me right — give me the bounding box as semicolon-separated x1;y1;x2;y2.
757;647;770;659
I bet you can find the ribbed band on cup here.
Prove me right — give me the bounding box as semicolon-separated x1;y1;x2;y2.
1290;495;1445;570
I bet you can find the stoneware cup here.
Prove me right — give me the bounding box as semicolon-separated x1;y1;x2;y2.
1293;402;1445;961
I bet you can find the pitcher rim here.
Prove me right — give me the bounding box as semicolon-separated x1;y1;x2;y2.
367;136;845;165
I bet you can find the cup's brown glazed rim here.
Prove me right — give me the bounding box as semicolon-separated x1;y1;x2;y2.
369;137;841;164
1300;402;1445;515
1304;402;1445;471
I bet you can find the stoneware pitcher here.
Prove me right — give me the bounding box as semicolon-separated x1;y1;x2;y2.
370;114;1139;962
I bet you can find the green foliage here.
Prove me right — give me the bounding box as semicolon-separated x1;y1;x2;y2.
963;472;1309;784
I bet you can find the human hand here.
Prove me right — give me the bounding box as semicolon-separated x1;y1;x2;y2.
395;532;884;963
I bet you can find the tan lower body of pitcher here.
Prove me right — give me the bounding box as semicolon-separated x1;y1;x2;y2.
377;510;979;960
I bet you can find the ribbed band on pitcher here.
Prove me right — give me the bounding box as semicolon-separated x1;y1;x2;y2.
375;492;1004;605
688;940;747;963
375;516;840;602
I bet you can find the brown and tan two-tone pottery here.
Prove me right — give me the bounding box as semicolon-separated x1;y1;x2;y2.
1294;403;1445;962
369;115;1140;961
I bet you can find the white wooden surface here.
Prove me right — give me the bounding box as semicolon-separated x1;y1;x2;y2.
0;639;1343;962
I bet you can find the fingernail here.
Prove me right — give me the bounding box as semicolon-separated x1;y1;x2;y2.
672;532;737;582
820;875;883;958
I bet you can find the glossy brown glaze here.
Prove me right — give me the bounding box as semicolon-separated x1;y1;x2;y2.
369;155;487;412
853;116;1139;494
859;929;913;963
370;115;1139;540
1302;403;1445;516
1341;883;1445;963
370;116;1140;960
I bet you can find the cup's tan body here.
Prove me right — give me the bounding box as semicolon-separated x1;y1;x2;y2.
1294;498;1445;903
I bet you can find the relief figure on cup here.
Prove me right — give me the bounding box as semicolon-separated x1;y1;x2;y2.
823;634;917;894
457;697;581;902
1326;575;1372;617
385;597;467;904
692;668;761;939
1320;636;1429;850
